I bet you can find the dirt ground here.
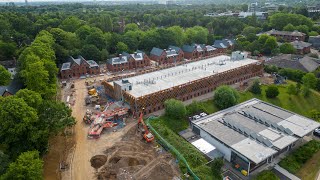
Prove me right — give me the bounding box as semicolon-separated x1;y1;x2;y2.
94;126;180;180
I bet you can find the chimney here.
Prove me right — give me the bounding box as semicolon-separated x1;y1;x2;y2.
119;54;122;58
134;52;137;55
169;48;172;51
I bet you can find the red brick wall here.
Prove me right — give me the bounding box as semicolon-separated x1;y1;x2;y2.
151;52;166;65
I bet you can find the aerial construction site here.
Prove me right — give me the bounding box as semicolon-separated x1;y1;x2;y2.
46;52;264;180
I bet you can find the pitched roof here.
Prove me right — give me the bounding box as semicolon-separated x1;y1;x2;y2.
61;56;98;71
290;40;312;50
191;43;204;52
182;45;195;53
87;60;99;67
0;77;24;96
166;49;178;57
150;47;164;57
107;55;128;65
122;51;144;61
61;62;71;71
168;45;182;53
265;29;306;37
265;54;320;72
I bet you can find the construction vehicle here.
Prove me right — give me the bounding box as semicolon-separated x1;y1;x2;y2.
137;109;154;143
83;109;95;124
87;108;129;139
88;88;97;95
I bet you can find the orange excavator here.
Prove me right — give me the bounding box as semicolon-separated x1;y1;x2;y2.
137;109;154;143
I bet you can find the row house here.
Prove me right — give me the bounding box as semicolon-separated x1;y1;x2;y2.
150;47;183;65
290;40;312;55
60;56;100;79
182;44;218;60
213;39;235;53
107;51;150;72
260;29;306;42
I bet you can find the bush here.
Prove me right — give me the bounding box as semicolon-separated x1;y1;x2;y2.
264;65;278;74
164;99;186;119
255;170;279;180
249;80;262;94
302;73;317;89
265;85;279;98
287;84;298;95
211;158;223;179
213;86;239;110
278;68;306;82
186;100;206;116
279;140;320;174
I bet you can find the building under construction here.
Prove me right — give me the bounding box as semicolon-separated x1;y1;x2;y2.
103;52;264;114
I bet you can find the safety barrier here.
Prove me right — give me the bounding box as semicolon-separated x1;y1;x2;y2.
146;116;200;180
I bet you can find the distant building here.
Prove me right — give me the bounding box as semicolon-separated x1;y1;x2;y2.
205;11;268;20
0;77;24;97
107;51;150;72
150;47;183;65
213;39;235;52
189;98;320;176
308;36;320;49
259;30;306;42
290;41;312;54
307;4;320;13
265;54;320;72
60;56;100;79
248;2;261;12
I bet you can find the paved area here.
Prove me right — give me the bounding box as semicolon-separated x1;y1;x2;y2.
274;165;301;180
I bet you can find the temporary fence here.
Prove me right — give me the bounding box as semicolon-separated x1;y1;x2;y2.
146;116;200;180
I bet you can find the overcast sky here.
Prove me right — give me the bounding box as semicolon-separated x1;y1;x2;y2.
0;0;152;2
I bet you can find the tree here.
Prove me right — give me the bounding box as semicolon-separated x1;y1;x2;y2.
0;65;11;86
167;26;186;47
81;44;101;61
249;80;261;94
210;158;223;179
1;151;43;180
0;96;48;157
213;86;239;110
98;14;113;32
301;86;311;97
124;23;139;32
309;31;319;36
279;43;296;54
186;100;205;116
116;42;129;54
37;100;76;135
283;24;295;31
16;89;43;109
85;31;107;50
264;36;278;54
302;73;317;89
164;99;186;119
0;151;10;175
287;84;298;95
59;16;83;32
265;85;279;98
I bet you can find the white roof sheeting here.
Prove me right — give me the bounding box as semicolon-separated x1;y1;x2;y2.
279;115;320;137
110;55;258;98
232;138;277;164
191;138;216;154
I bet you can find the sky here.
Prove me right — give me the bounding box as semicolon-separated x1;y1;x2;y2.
0;0;156;2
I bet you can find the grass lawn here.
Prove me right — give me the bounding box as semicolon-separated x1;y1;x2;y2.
296;150;320;180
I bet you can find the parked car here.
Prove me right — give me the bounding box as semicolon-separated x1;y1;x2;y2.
313;128;320;137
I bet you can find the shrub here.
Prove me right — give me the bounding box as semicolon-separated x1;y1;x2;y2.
265;85;279;98
249;80;262;94
213;86;239;110
287;84;298;95
255;170;279;180
164;99;186;119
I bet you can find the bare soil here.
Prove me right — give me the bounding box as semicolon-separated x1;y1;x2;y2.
95;126;180;180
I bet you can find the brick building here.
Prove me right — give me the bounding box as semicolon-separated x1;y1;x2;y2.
213;39;235;53
107;51;150;72
103;53;264;114
60;56;100;79
182;44;218;60
290;40;312;54
261;29;306;42
150;47;183;65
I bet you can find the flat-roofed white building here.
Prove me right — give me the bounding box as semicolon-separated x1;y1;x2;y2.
191;99;320;175
103;54;264;114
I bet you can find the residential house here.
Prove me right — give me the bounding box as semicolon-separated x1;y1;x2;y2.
200;44;217;56
168;45;184;61
213;39;235;52
0;77;24;97
308;36;320;49
265;54;320;72
107;51;150;72
60;56;100;79
260;29;306;42
290;41;312;54
150;47;182;65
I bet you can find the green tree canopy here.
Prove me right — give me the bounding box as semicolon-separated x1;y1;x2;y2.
81;44;101;61
59;16;84;32
265;85;279;98
302;73;317;89
1;151;43;180
0;65;11;86
16;89;43;109
124;23;139;32
287;84;298;95
0;151;10;175
116;42;129;54
164;99;186;119
213;86;239;110
279;43;296;54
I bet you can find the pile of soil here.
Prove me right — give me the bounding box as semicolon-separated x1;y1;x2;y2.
90;155;108;169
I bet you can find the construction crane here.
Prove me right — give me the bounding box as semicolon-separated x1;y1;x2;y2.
137;109;154;143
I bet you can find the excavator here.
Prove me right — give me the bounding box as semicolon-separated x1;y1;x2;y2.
137;109;154;143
